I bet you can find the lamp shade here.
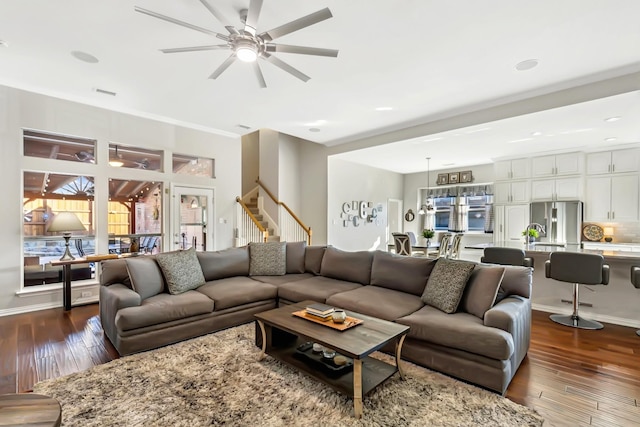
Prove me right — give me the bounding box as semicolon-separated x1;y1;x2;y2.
603;227;614;236
48;212;86;233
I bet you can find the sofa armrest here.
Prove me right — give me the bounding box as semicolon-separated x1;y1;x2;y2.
99;284;141;349
484;295;531;370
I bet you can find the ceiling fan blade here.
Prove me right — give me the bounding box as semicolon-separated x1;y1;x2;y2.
260;8;333;42
134;6;224;38
244;0;264;35
209;54;237;80
262;54;310;82
198;0;235;30
265;44;338;57
160;45;229;54
252;62;267;88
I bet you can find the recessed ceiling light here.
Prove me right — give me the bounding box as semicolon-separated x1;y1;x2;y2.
605;137;617;142
71;50;99;63
604;116;621;122
559;128;593;135
515;59;538;71
309;128;321;132
531;131;543;136
375;107;393;111
422;137;443;142
304;119;326;126
0;40;8;48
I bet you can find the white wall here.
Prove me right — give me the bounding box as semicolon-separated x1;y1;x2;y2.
241;131;259;196
327;158;403;251
0;85;240;315
258;129;280;223
278;133;301;213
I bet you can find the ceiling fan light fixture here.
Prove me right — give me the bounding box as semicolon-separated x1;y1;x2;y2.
236;42;258;62
109;159;124;167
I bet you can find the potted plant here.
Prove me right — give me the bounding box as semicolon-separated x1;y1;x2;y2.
422;229;435;247
522;228;539;243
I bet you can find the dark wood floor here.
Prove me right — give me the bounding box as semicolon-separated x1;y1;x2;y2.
1;305;639;426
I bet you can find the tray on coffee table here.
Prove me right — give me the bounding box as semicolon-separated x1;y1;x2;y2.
292;309;363;331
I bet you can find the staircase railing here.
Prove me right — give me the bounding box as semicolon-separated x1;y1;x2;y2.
256;178;312;245
235;196;268;246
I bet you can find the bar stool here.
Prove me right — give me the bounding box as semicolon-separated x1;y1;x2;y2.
630;266;640;337
481;247;534;268
546;252;609;330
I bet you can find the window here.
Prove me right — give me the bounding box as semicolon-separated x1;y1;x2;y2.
23;171;95;287
23;129;96;164
172;153;215;178
108;179;163;254
108;144;163;171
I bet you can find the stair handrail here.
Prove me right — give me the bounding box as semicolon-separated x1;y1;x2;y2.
256;178;312;245
235;196;269;242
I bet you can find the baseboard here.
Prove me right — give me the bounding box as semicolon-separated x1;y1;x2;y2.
0;301;61;317
532;303;640;329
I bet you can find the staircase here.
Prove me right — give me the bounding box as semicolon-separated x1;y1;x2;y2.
245;198;280;242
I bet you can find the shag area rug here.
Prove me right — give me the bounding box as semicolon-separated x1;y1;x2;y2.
34;324;544;426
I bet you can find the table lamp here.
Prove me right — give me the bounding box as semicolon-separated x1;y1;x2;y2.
603;227;614;243
47;212;86;261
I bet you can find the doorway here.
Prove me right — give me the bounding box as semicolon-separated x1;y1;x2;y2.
387;198;403;247
171;186;214;252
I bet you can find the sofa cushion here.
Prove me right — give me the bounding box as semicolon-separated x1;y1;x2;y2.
156;248;206;295
370;251;435;296
249;242;287;276
125;256;165;300
196;277;277;311
115;291;214;332
277;276;362;304
197;247;250;281
326;286;424;321
396;305;515;360
100;258;132;288
305;246;326;275
422;258;475;314
460;265;505;319
251;273;314;287
286;241;307;274
320;247;373;285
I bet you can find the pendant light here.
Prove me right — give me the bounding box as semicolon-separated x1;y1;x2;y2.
109;145;124;167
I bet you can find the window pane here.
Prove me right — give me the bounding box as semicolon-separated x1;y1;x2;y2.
172;153;215;178
23;171;95;287
23;129;96;164
108;144;163;171
108;179;162;254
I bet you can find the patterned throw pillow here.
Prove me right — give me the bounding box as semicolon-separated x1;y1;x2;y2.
421;258;476;313
249;242;287;276
155;247;206;295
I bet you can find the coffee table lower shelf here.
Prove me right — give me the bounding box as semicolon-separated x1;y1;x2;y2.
266;336;398;398
254;319;405;418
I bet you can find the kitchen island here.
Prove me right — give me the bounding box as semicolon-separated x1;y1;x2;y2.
464;241;640;330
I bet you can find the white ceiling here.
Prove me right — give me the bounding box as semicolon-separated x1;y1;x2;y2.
1;1;639;173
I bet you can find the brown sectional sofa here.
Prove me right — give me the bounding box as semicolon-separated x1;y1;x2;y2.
99;243;532;394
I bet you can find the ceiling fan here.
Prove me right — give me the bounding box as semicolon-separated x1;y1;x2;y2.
58;150;95;163
134;0;338;88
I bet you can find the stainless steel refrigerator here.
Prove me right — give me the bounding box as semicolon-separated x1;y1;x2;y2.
529;201;583;244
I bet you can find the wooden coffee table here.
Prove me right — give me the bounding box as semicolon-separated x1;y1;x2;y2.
254;300;410;418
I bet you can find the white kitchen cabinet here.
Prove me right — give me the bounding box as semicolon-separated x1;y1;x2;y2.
494;158;530;181
582;242;640;252
585;175;639;222
494;181;529;204
531;152;583;177
586;148;640;175
530;177;582;201
493;204;529;243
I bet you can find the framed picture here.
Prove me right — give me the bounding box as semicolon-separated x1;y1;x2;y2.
436;173;449;185
460;170;473;183
448;172;459;184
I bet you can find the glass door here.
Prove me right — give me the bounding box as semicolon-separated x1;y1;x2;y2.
172;186;214;251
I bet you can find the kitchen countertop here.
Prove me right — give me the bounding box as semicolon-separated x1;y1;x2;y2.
466;241;640;260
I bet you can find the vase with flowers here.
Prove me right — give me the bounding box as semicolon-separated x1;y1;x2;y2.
522;228;539;243
422;229;435;248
